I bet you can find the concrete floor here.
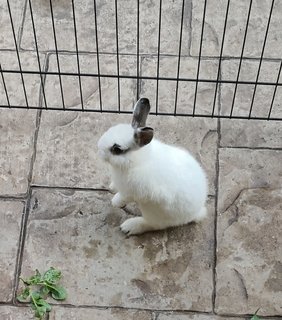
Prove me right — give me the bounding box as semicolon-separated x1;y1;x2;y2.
0;0;281;319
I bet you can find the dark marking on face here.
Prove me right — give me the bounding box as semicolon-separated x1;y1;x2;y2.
110;143;130;155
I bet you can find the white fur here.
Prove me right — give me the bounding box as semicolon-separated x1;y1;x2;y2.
98;123;208;235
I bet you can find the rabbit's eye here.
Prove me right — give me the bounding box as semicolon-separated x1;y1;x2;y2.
110;144;124;155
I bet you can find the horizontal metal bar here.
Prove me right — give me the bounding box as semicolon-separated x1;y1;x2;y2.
0;104;281;121
1;68;282;86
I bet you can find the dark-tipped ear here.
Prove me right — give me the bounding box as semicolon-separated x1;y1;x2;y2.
132;98;151;129
134;127;154;147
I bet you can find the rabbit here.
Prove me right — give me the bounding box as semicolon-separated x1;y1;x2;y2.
98;98;208;236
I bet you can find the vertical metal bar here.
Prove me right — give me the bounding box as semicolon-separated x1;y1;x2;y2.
49;0;65;109
114;0;121;112
7;0;29;107
28;0;47;109
136;0;140;100
0;63;11;107
268;60;282;119
156;0;162;115
193;0;207;116
230;0;253;118
71;0;84;110
212;0;231;117
93;0;102;111
174;0;185;115
248;0;275;118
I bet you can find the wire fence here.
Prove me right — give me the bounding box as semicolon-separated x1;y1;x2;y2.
0;0;281;120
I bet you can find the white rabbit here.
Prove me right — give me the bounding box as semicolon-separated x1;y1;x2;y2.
98;98;208;235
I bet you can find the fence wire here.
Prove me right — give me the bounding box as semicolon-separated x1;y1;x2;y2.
0;0;281;120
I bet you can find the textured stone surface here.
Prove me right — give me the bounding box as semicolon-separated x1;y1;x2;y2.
191;0;282;59
218;148;282;212
141;57;219;115
216;148;282;315
0;0;25;49
0;109;36;195
0;200;24;302
20;188;214;310
49;307;151;320
32;112;217;195
220;120;282;148
0;51;45;108
21;0;190;55
0;306;35;320
158;313;243;320
44;53;137;110
220;60;282;119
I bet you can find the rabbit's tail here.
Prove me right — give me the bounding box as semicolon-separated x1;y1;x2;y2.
194;206;207;222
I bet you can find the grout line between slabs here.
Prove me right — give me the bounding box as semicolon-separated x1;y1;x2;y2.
12;54;46;303
211;68;222;312
17;0;28;49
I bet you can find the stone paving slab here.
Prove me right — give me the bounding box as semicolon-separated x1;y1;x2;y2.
0;51;45;108
21;0;190;55
218;148;282;212
191;0;282;59
216;148;282;315
0;0;25;50
0;200;24;302
0;109;37;196
141;57;219;115
20;188;215;311
49;307;152;320
32;112;217;195
220;119;282;149
44;53;137;110
220;60;282;119
0;306;35;320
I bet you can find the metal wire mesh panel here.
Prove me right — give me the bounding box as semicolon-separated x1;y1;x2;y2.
0;0;281;120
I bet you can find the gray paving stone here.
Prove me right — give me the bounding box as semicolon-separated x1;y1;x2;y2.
0;306;35;320
21;0;189;55
141;57;219;115
44;53;137;110
32;112;217;195
0;109;36;196
220;119;282;149
216;148;282;315
191;0;282;59
49;307;151;320
218;148;282;212
0;51;45;108
20;188;215;310
158;313;244;320
0;200;24;302
0;0;25;50
220;60;282;119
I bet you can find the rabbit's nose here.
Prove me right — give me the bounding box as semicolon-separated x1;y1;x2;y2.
139;98;149;105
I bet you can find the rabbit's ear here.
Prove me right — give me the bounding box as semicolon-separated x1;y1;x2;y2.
132;98;151;128
134;127;154;147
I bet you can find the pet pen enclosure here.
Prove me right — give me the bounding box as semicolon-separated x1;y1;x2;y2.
0;0;281;120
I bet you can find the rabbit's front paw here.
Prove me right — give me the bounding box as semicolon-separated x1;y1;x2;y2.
120;217;153;236
111;193;127;208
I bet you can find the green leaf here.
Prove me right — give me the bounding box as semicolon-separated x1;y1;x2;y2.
40;286;50;297
31;291;42;300
22;269;42;285
34;306;47;319
17;287;30;302
43;267;61;284
251;316;261;320
50;285;67;300
36;298;52;312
